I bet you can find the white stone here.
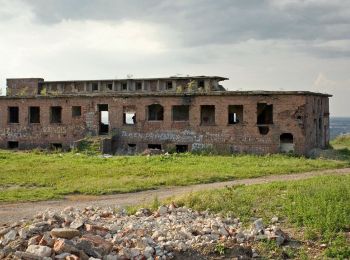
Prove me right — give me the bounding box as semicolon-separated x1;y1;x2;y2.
130;248;141;258
26;245;52;257
55;252;71;259
253;218;264;233
70;219;84;229
158;206;168;215
2;229;17;245
144;246;155;258
104;255;118;260
271;216;279;224
218;227;229;236
18;228;28;239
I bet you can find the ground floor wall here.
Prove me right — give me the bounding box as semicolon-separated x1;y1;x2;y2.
0;94;330;155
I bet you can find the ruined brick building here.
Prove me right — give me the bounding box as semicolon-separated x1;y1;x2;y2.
0;76;330;155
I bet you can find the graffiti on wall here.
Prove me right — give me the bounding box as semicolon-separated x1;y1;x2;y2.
120;130;272;145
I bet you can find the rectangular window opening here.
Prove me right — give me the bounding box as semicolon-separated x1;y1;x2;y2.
228;105;243;125
92;82;98;91
50;143;62;150
72;106;82;117
127;144;136;154
107;83;113;91
123;110;136;125
257;103;273;124
76;83;84;92
50;84;58;92
29;106;40;123
200;105;215;125
198;80;205;88
7;141;19;149
172;105;189;121
135;82;142;91
166;81;173;90
148;144;162;150
148;104;164;121
8;107;19;123
98;104;109;135
122;82;128;91
50;106;62;123
176;145;188;153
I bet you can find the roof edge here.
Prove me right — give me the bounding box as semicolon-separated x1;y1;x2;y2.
0;90;332;99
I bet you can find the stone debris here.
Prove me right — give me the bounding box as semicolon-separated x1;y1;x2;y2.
26;245;52;257
50;228;80;240
0;204;290;259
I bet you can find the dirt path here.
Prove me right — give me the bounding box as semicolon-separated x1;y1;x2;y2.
1;168;350;225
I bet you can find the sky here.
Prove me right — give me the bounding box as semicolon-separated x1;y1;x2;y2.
0;0;349;116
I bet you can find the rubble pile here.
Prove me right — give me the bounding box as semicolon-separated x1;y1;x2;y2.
0;204;289;259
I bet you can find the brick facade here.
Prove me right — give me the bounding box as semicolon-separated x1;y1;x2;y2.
0;77;331;155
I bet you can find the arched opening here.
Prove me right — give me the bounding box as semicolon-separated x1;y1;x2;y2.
280;133;294;153
258;126;269;135
148;104;164;121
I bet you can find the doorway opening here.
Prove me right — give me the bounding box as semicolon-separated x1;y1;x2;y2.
280;133;294;153
98;104;109;135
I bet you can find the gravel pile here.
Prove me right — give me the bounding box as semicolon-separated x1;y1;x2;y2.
0;203;289;259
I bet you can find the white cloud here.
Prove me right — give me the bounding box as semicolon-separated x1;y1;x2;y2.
0;0;349;116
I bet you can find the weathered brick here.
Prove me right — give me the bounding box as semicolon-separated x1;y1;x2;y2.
0;77;330;156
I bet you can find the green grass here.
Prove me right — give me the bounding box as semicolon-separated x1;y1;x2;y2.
170;175;350;258
331;134;350;150
0;150;347;202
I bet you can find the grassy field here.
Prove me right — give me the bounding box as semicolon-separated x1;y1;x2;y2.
165;175;350;258
0;150;348;202
331;134;350;150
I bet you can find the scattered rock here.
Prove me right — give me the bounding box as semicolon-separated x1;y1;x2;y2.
271;216;279;224
70;219;84;229
252;218;264;234
15;250;45;260
26;245;52;257
2;229;17;245
0;204;292;259
158;206;168;215
53;239;79;254
51;228;80;239
28;235;42;246
320;243;327;249
54;252;71;259
39;233;54;247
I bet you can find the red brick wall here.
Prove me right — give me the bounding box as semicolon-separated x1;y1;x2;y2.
6;78;44;97
0;94;330;155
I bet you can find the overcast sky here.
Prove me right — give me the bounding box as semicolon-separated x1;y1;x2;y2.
0;0;349;116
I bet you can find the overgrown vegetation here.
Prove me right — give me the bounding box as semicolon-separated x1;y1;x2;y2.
307;134;350;161
75;137;102;155
169;175;350;258
331;134;350;150
0;150;347;202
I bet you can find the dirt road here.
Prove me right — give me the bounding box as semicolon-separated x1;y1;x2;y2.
1;168;349;225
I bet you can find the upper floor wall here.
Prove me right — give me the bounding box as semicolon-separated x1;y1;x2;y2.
6;78;44;97
6;76;228;97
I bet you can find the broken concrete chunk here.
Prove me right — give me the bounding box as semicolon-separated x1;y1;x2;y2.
2;229;17;245
70;219;84;229
50;228;80;239
26;245;52;257
53;239;79;254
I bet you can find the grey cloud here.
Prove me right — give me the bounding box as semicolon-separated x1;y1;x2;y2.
22;0;350;44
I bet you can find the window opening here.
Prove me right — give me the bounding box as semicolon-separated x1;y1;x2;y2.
200;105;215;125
